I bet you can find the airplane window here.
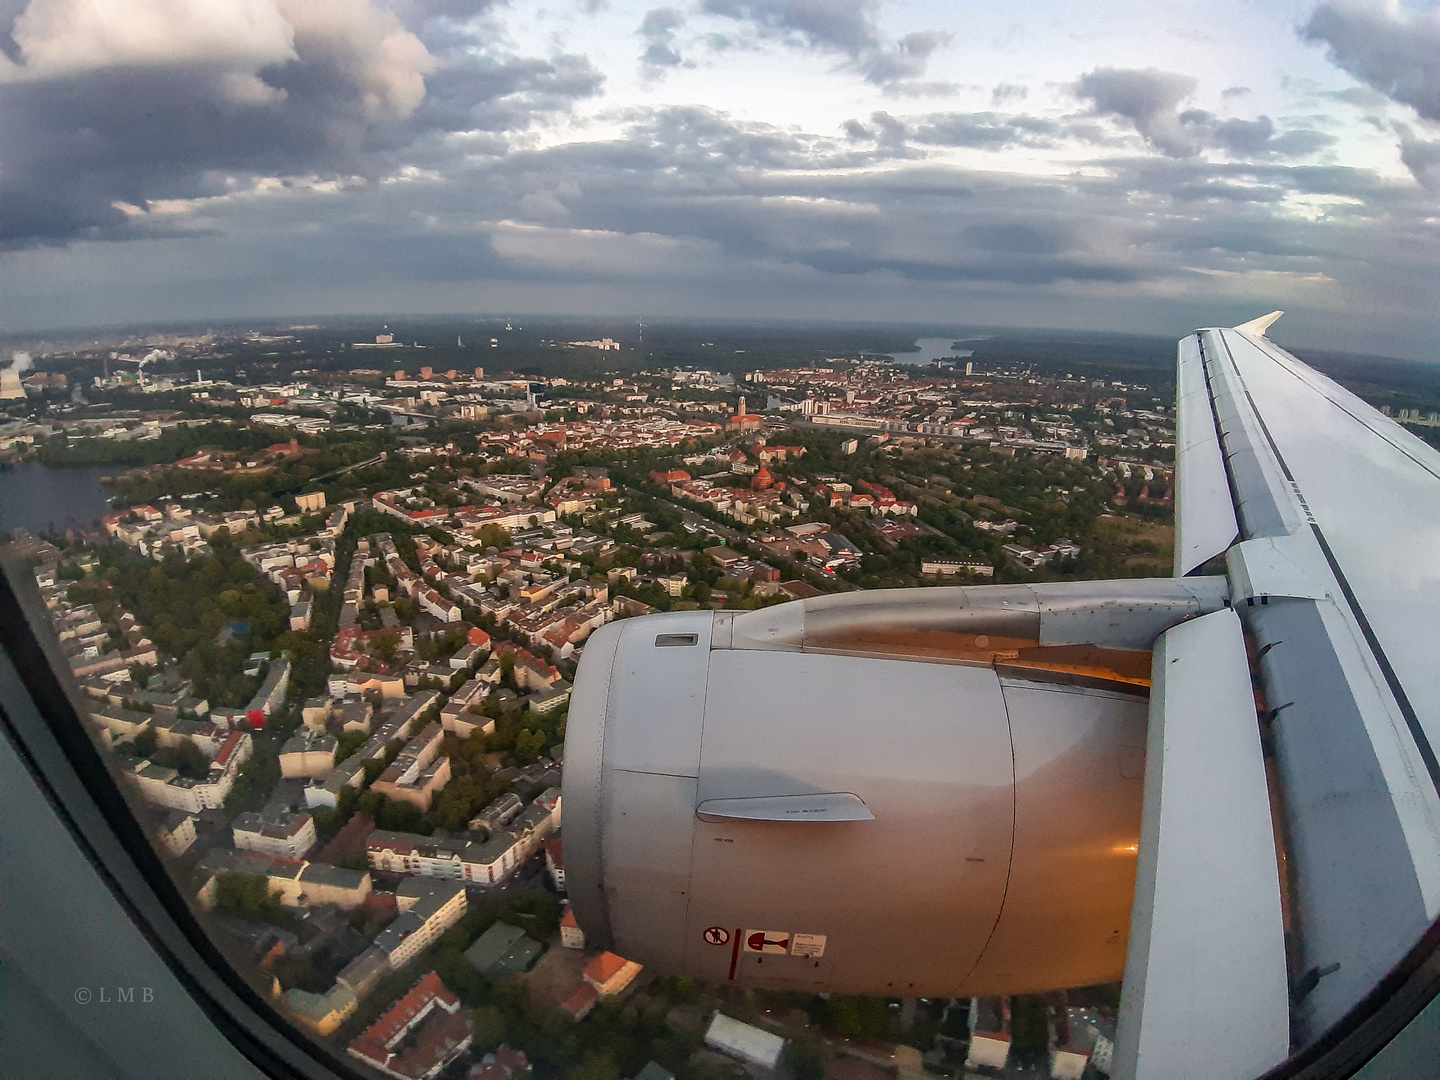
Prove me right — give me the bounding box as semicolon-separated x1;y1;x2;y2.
3;2;1439;1079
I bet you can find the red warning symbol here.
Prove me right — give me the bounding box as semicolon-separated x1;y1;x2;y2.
743;930;791;955
703;926;731;946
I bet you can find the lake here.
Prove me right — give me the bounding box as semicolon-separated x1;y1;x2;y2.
885;337;976;365
0;462;118;534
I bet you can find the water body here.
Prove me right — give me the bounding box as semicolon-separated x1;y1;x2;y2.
0;462;117;534
885;337;977;365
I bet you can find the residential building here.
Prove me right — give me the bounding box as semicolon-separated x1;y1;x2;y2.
304;754;368;809
544;836;565;891
233;806;317;860
336;945;392;998
583;952;643;998
156;810;197;856
469;1047;530;1080
128;731;252;813
920;559;995;578
370;722;450;811
559;984;598;1022
366;814;548;887
293;861;373;909
528;685;570;714
283;983;356;1036
464;921;542;976
197;851;371;910
245;657;291;729
534;787;562;828
334;698;374;733
559;907;585;950
279;731;338;779
301;697;331;731
965;998;1011;1071
346;971;473;1080
1050;1007;1114;1079
472;792;523;832
91;707;153;741
374;880;467;969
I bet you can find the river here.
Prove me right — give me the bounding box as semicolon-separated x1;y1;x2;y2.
885;337;976;365
0;462;119;534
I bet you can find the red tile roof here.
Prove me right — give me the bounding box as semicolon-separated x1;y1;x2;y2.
212;731;246;768
584;951;630;983
348;973;472;1079
559;983;598;1018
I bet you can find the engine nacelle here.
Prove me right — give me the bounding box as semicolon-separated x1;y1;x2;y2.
564;579;1226;996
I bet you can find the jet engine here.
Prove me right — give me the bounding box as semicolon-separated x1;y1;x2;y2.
563;577;1228;997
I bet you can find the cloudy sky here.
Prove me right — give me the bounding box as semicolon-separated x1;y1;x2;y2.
2;0;1438;358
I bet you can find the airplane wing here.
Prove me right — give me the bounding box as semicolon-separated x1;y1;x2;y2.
1115;317;1440;1078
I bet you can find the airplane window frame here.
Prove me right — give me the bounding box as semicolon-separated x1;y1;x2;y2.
2;550;1438;1080
0;556;362;1080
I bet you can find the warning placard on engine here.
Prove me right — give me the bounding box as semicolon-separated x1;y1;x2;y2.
789;933;827;958
743;930;791;954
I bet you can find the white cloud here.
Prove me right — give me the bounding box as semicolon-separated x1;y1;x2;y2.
1;0;297;89
0;0;433;120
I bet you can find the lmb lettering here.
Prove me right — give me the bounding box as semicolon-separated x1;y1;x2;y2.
75;987;154;1003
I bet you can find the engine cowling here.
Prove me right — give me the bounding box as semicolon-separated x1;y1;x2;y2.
563;579;1226;996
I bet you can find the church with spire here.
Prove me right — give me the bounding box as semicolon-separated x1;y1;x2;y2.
727;395;763;431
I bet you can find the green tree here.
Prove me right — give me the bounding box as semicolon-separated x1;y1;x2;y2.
1009;995;1049;1061
472;1006;507;1053
370;631;400;663
786;1036;828;1080
568;1052;620;1080
825;996;890;1039
132;727;158;758
214;873;294;929
334;730;369;764
150;739;211;780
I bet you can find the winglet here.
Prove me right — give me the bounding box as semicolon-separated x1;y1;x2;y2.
1234;311;1283;337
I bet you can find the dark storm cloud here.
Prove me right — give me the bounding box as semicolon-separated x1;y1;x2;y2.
638;7;686;73
698;0;948;88
1302;1;1440;122
0;0;602;247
